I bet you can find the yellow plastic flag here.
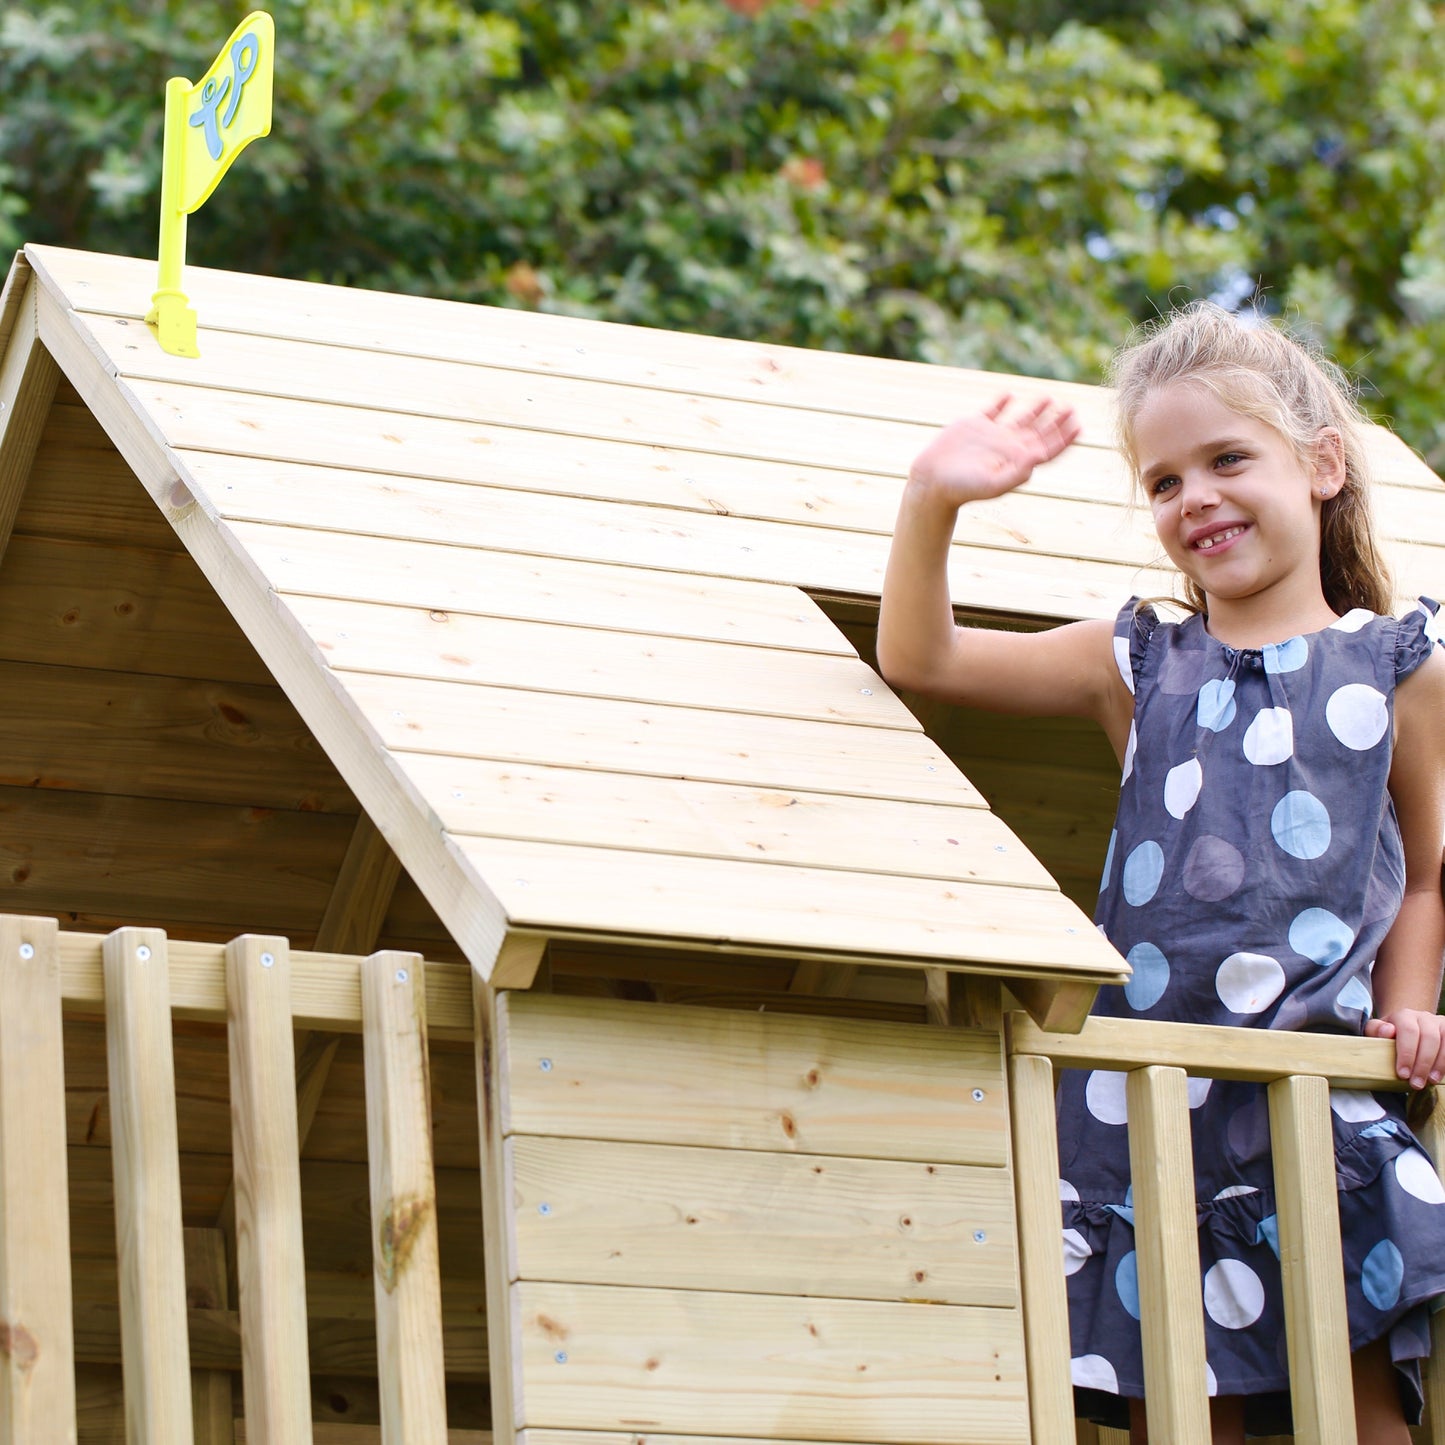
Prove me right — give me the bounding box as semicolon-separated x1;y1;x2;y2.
147;12;275;357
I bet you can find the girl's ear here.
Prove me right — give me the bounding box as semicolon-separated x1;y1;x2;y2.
1312;427;1347;497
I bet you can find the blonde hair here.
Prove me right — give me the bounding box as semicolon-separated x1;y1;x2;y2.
1107;301;1394;618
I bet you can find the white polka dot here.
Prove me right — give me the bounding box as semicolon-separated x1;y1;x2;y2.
1331;608;1374;633
1121;721;1137;784
1203;1259;1266;1329
1114;636;1135;694
1362;1238;1404;1310
1271;791;1331;860
1215;952;1286;1015
1196;677;1237;732
1394;1149;1445;1204
1163;757;1203;819
1085;1070;1129;1126
1205;1362;1218;1397
1242;706;1294;765
1059;1178;1080;1202
1072;1354;1119;1393
1188;1076;1213;1109
1325;683;1389;751
1063;1227;1092;1275
1330;1089;1386;1122
1214;1184;1258;1200
1122;840;1164;906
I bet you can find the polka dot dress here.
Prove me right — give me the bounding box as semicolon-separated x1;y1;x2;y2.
1060;597;1445;1433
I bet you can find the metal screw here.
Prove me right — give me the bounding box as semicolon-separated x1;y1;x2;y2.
392;711;404;719
18;944;33;960
261;952;275;968
395;968;409;984
860;688;873;696
926;765;937;772
994;845;1007;853
538;1202;552;1216
136;945;152;962
452;791;463;800
972;1088;985;1102
554;1351;567;1364
539;1058;553;1072
1065;927;1078;935
973;1230;987;1244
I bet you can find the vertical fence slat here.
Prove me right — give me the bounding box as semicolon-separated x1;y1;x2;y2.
226;935;313;1445
1267;1073;1355;1445
1412;1092;1445;1444
474;979;519;1445
362;950;448;1442
1006;1049;1075;1443
103;927;195;1445
0;915;75;1445
1125;1064;1210;1442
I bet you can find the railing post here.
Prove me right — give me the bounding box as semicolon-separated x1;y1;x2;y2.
1126;1064;1210;1443
226;935;314;1444
1006;1044;1075;1442
103;927;195;1445
0;916;75;1445
361;949;449;1441
1267;1074;1355;1444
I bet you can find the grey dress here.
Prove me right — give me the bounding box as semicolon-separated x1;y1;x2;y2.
1059;596;1445;1433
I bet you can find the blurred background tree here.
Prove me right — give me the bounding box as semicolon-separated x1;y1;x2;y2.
3;0;1443;464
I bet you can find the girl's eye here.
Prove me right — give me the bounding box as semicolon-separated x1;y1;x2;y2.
1150;476;1179;497
1214;452;1244;468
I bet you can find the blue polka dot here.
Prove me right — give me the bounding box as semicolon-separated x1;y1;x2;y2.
1271;791;1331;860
1264;636;1308;674
1288;907;1354;967
1099;830;1117;894
1122;841;1165;906
1254;1213;1280;1259
1197;678;1237;732
1124;943;1170;1010
1362;1239;1404;1312
1116;1250;1141;1320
1337;977;1373;1015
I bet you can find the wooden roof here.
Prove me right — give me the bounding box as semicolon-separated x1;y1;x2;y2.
6;245;1441;993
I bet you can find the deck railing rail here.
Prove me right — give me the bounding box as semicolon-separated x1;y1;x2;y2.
1007;1010;1445;1445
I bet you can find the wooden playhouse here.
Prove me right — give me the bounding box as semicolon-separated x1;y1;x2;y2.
1;243;1443;1445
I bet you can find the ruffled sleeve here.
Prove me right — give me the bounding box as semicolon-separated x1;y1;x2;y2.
1112;597;1160;697
1395;598;1443;683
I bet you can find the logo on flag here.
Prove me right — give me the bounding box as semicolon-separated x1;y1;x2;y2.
180;13;275;214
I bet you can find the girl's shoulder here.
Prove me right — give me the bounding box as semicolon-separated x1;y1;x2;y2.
1108;596;1202;698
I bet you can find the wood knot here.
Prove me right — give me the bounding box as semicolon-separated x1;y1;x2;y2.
378;1195;432;1292
0;1322;39;1374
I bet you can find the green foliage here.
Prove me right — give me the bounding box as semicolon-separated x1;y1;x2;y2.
2;0;1443;466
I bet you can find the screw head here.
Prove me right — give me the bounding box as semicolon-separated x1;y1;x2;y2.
261;952;275;968
539;1058;553;1072
136;945;152;962
538;1202;552;1216
971;1088;985;1102
973;1230;987;1244
554;1351;567;1364
395;968;409;984
18;943;33;960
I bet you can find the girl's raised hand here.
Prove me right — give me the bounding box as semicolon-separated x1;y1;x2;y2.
908;395;1081;505
1366;1010;1445;1091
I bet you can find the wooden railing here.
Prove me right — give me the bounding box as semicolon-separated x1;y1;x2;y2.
0;913;479;1445
1006;1011;1445;1445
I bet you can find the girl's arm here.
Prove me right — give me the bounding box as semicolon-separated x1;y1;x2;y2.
1365;647;1445;1089
877;398;1133;749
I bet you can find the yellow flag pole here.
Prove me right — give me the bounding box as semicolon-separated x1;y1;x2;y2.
146;76;199;359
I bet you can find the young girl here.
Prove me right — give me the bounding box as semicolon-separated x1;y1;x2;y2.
878;302;1445;1443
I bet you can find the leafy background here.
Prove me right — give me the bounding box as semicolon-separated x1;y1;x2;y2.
5;0;1445;466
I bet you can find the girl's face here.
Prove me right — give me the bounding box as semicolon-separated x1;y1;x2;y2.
1132;380;1341;622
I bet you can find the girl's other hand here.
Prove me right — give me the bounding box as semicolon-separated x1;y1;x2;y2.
908;395;1081;506
1365;1010;1445;1091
